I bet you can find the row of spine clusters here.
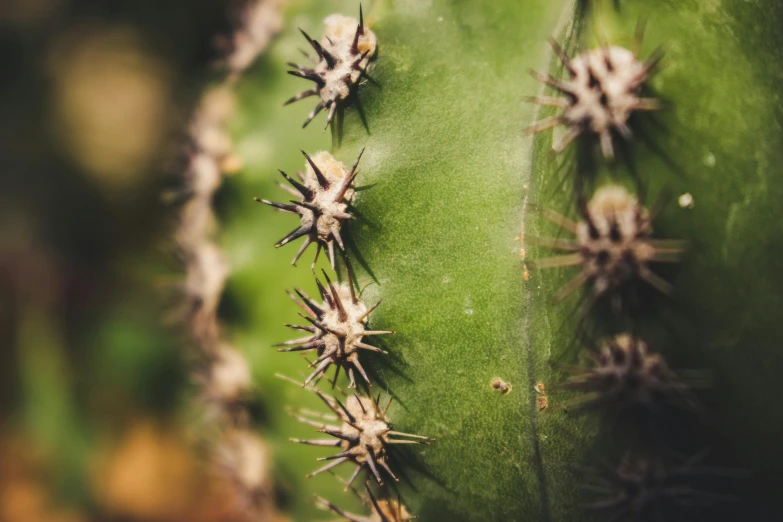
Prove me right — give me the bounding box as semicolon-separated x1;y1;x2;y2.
527;22;716;519
171;1;287;520
259;8;429;521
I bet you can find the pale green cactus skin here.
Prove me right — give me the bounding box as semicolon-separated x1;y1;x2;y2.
227;0;783;520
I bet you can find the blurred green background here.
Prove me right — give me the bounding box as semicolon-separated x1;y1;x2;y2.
0;0;266;520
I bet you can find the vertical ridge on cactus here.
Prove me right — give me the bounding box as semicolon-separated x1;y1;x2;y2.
330;2;582;519
173;5;286;517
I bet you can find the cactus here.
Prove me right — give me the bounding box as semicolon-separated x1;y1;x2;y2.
225;0;783;521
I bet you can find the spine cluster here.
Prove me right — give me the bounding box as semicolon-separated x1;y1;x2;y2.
257;149;364;270
526;33;661;159
286;6;378;129
258;7;428;521
177;84;280;522
277;270;393;388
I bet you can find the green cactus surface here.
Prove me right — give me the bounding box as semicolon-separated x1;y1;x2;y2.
226;0;783;520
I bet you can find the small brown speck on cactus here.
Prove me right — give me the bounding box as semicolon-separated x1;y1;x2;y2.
526;29;661;159
278;270;392;388
286;5;377;129
491;378;512;394
530;185;685;312
256;148;364;270
293;390;431;487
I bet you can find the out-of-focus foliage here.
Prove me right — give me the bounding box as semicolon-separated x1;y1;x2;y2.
0;0;249;519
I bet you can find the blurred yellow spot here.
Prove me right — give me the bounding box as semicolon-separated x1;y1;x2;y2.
0;437;86;522
0;0;61;26
220;154;243;174
49;26;171;192
94;421;196;519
